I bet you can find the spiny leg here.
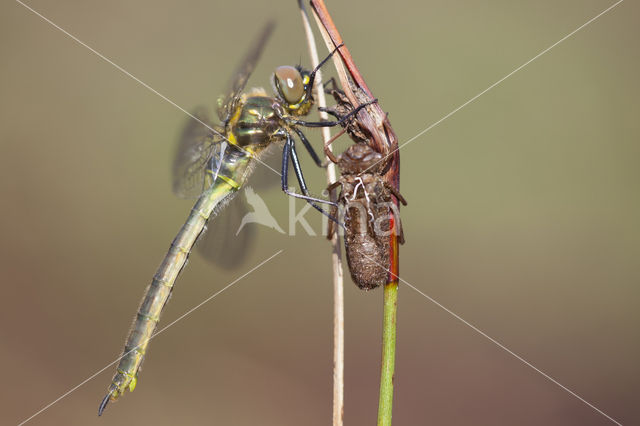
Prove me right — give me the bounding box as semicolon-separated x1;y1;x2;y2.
323;127;347;164
317;107;342;120
281;134;341;225
305;44;344;98
288;138;332;206
282;135;334;208
321;76;339;93
326;181;344;238
289;139;345;226
384;182;408;206
381;182;407;244
293;127;324;167
288;98;377;128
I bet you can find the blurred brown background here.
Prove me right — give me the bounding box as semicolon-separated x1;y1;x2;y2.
1;0;638;425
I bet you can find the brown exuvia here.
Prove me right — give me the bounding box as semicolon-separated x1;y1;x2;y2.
327;143;406;290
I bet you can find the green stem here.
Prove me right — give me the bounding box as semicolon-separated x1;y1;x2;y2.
377;280;398;426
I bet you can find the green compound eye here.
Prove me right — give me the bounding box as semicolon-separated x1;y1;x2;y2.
274;65;305;105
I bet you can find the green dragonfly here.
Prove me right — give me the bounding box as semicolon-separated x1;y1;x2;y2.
98;21;369;415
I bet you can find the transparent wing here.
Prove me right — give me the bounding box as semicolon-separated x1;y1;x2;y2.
217;20;276;124
196;191;256;269
172;107;223;199
195;149;283;268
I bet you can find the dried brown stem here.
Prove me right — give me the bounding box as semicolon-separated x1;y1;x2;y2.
298;2;345;425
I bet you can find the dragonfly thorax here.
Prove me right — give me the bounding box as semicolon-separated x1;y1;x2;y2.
230;96;285;149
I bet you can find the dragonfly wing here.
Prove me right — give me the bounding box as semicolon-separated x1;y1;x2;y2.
172;107;223;199
249;144;283;191
195;147;283;268
196;189;257;269
217;21;276;124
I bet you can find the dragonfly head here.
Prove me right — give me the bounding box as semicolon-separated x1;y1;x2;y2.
273;65;314;115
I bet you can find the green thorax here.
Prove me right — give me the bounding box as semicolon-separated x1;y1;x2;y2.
229;96;285;150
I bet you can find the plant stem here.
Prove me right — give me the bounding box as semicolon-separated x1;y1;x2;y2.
305;3;403;424
298;2;345;425
377;280;398;426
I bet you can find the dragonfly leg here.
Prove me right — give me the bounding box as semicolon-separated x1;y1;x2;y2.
287;98;377;128
317;106;341;119
381;182;407;244
384;182;408;206
281;134;341;224
305;44;344;99
293;127;325;167
322;128;347;164
326;181;343;239
288;138;335;206
281;135;333;208
321;76;339;93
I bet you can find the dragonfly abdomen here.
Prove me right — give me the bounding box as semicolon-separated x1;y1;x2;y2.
101;182;237;411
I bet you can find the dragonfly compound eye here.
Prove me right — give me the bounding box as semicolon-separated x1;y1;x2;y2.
274;65;305;105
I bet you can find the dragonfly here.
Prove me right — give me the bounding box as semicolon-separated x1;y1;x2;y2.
98;21;371;415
